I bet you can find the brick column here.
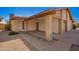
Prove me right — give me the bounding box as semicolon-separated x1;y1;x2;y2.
45;15;53;41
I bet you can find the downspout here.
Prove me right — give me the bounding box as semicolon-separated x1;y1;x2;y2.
61;9;64;40
61;9;63;34
66;9;68;32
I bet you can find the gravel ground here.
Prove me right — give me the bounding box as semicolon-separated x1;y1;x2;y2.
0;31;30;51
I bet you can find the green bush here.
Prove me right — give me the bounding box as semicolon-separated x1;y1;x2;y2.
8;31;19;35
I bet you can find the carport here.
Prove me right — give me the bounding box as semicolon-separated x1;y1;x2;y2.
24;10;62;41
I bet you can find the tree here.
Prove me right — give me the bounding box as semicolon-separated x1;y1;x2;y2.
5;20;11;31
72;21;77;29
0;16;3;21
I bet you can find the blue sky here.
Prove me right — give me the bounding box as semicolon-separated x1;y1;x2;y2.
0;7;79;23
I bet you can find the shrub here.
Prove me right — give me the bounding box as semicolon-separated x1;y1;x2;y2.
8;31;19;35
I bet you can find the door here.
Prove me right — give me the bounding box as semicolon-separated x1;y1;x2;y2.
22;21;25;31
65;21;67;32
36;22;39;31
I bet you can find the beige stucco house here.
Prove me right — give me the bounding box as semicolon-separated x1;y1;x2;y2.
10;8;73;41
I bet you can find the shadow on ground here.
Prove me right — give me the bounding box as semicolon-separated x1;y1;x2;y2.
0;31;18;42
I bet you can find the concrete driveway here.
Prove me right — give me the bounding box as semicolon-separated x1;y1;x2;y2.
62;30;79;46
62;30;79;51
20;30;79;51
0;30;79;51
0;31;30;51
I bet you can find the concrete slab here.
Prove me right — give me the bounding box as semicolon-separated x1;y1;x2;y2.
20;30;79;51
20;32;71;51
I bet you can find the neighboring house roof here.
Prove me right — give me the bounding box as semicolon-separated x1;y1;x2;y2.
10;16;27;20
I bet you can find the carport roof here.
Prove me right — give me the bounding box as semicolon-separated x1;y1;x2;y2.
10;8;73;21
25;8;73;21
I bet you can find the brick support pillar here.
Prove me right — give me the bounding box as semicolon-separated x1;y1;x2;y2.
45;15;53;41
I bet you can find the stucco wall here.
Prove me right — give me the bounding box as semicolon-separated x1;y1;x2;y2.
54;9;66;20
54;10;61;18
11;20;18;32
52;17;59;33
53;9;72;33
11;20;26;32
38;19;45;31
66;10;72;31
62;10;66;20
27;19;36;31
18;20;25;31
27;17;45;32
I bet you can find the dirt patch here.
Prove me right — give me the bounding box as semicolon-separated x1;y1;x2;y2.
0;38;30;51
0;32;30;51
